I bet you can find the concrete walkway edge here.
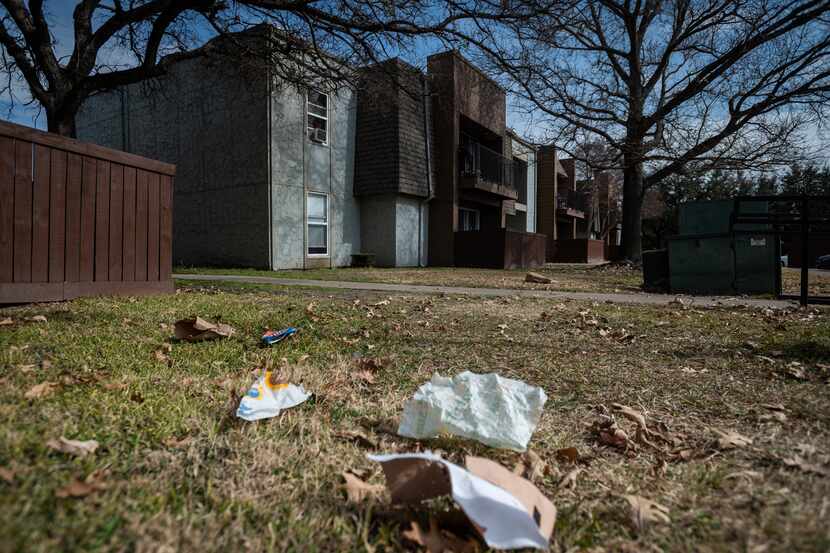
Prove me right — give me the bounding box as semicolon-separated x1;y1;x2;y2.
173;273;797;309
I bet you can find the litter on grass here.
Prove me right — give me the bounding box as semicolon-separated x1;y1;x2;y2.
262;327;298;346
173;317;235;342
369;451;555;550
398;371;547;451
236;371;311;421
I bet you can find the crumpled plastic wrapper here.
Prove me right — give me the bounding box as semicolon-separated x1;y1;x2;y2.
397;371;548;451
236;371;311;421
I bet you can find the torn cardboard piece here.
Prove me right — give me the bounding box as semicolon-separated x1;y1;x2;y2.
369;452;555;550
174;317;235;342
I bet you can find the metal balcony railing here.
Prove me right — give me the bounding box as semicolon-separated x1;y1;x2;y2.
459;133;515;191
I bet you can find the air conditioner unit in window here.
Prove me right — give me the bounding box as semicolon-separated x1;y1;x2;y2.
310;127;327;143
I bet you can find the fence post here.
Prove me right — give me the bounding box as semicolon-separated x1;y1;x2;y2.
800;194;809;307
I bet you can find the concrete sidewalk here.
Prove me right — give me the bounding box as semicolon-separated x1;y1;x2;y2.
173;273;797;309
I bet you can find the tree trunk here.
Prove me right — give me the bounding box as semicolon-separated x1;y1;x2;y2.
621;158;644;261
46;109;77;138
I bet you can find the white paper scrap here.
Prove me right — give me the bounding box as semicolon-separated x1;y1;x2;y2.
236;371;311;421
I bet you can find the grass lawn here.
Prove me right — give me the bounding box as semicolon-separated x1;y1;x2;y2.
1;283;829;552
175;264;646;294
177;265;830;298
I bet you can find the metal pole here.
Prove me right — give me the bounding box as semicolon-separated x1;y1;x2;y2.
800;194;809;307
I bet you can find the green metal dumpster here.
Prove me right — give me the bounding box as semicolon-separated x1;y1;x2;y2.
667;200;779;296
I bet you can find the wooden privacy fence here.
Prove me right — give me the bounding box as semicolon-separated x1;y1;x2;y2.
0;120;175;303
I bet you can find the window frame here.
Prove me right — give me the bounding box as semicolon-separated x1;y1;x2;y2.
458;207;481;232
306;89;329;145
306;191;330;257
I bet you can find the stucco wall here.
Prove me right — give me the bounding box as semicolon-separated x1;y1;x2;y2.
269;84;360;269
77;55;270;268
359;194;426;267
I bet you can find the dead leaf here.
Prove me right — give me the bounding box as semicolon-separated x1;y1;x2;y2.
402;518;479;553
796;443;817;457
525;272;553;284
28;315;47;323
555;447;580;464
354;356;387;372
759;411;787;423
154;349;171;365
652;458;668;478
342;471;384;503
762;403;787;412
595;419;630;450
513;450;547;483
712;429;753;450
623;495;670;531
372;299;391;307
724;470;763;482
558;467;582;490
17;364;37;373
783;362;807;380
335;430;377;449
46;437;99;457
612;403;648;432
782;456;830;477
0;317;13;326
163;436;193;448
173;317;235;342
297;354;310;363
0;467;14;483
55;471;108;499
25;381;57;399
355;370;376;384
102;381;126;391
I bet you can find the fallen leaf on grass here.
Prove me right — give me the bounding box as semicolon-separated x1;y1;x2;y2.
594;419;630;450
354;356;388;372
163;436;193;448
55;471;108;498
0;317;13;326
153;349;171;366
335;430;377;449
402;518;479;553
17;364;37;373
783;362;807;381
355;370;376;384
555;447;580;464
782;456;830;477
759;411;787;423
558;467;582;490
46;437;99;457
513;450;547;483
173;317;235;342
28;315;47;323
102;382;126;391
712;429;753;450
796;443;817;456
25;381;57;399
623;495;670;531
0;467;14;483
342;471;384;503
612;403;648;431
724;470;763;482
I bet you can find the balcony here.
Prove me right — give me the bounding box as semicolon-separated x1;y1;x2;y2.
459;133;518;200
556;190;587;218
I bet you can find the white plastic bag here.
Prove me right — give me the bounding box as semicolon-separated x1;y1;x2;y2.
397;371;547;451
236;371;311;421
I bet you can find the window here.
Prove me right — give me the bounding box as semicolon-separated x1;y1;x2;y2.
307;90;328;144
307;192;328;256
459;207;480;231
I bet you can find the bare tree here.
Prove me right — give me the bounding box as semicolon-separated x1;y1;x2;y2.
463;0;830;259
0;0;519;137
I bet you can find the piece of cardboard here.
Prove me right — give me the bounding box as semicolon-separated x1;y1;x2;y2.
174;316;235;342
465;456;557;541
375;457;452;504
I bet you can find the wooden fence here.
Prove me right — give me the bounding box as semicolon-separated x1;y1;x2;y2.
0;120;175;303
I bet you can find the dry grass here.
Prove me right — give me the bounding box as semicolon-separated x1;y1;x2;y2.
1;284;829;552
175;264;645;294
